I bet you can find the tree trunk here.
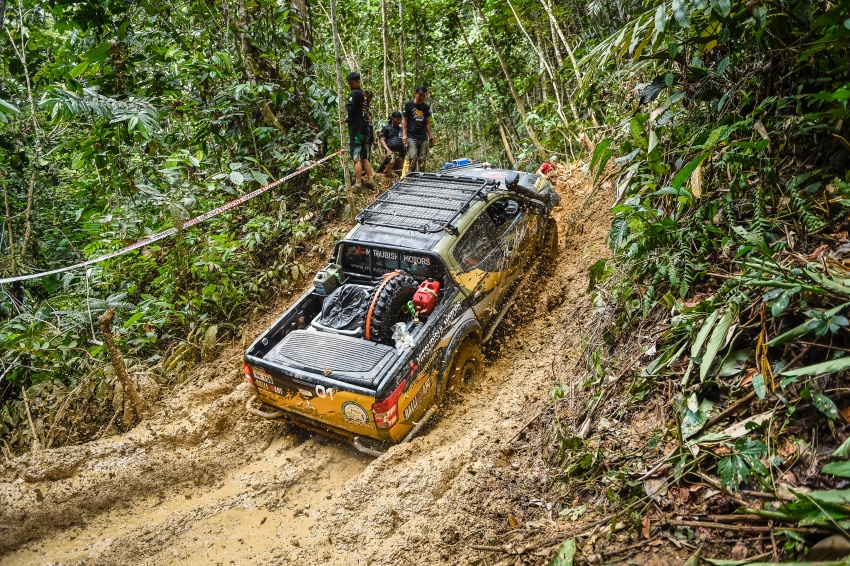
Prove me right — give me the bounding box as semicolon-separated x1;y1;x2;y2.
540;0;600;128
397;0;406;106
469;0;546;160
1;171;17;279
236;0;286;133
462;31;516;167
99;309;149;424
9;0;41;266
329;0;354;212
380;0;391;118
506;0;575;128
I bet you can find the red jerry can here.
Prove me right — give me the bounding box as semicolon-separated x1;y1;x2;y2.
413;279;441;316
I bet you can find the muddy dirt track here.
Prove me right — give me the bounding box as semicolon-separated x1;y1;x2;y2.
0;164;620;565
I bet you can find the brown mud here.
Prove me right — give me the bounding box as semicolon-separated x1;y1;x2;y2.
0;164;640;565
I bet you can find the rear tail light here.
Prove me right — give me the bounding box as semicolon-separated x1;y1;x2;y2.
243;362;254;386
372;380;406;429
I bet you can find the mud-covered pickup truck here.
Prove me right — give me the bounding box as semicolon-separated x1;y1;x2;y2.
244;162;560;454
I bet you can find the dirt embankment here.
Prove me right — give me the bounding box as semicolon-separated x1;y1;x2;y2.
1;164;616;566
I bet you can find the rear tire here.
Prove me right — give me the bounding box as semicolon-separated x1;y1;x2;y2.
539;217;559;276
438;337;483;404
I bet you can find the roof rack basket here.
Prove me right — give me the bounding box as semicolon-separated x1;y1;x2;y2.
356;173;491;234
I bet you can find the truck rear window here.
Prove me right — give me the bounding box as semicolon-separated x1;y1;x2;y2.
340;244;443;279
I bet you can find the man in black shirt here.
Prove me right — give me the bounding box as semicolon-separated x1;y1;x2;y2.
402;85;435;172
345;72;375;189
377;111;404;175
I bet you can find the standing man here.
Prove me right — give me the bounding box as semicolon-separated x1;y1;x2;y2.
346;72;375;189
402;85;435;172
377;111;404;175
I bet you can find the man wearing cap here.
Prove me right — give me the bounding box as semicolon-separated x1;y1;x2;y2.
377;111;404;176
345;71;375;189
402;85;435;172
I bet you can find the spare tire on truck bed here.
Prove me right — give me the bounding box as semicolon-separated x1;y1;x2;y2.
365;272;419;345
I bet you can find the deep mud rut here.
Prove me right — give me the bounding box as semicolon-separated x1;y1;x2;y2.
1;164;614;566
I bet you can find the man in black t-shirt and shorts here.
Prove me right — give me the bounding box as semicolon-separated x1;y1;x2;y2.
345;72;375;189
402;85;435;172
377;111;404;175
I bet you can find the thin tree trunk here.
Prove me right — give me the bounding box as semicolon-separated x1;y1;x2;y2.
381;0;391;118
470;0;546;160
329;0;354;212
1;172;16;278
506;0;575;128
8;1;40;266
462;31;516;167
540;0;600;128
398;0;406;106
99;309;149;424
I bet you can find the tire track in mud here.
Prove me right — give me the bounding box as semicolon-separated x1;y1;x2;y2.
0;163;610;566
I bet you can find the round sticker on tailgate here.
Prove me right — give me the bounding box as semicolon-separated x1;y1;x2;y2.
342;402;370;424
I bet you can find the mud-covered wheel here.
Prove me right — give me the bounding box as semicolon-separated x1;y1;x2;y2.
539;217;559;276
367;273;419;344
439;337;483;403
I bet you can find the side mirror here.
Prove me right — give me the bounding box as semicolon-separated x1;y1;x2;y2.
505;171;520;189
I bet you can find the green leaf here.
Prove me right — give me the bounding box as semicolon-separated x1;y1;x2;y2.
823;460;850;477
229;171;245;185
710;0;731;17
672;0;690;28
654;4;666;33
69;61;89;78
683;547;701;566
716;56;729;76
779;356;850;378
590;138;614;184
833;437;850;459
752;373;766;400
771;289;792;317
549;538;576;566
672;152;709;190
123;312;144;328
691;309;719;359
701;307;735;382
0;99;21;115
812;392;839;420
718;454;748;490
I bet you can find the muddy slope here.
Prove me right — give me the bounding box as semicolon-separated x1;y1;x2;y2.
1;163;610;566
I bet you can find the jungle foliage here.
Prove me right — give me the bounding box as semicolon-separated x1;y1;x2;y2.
553;0;850;557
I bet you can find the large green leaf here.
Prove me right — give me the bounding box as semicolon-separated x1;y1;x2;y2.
700;307;735;382
691;309;719;359
549;538;576;566
779;356;850;377
823;460;850;477
672;152;709;190
590;137;615;185
709;0;731;17
654;3;666;33
671;0;690;28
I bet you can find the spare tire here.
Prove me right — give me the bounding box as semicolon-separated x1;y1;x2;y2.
366;273;419;345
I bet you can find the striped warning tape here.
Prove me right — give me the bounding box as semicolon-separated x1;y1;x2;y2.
0;150;345;285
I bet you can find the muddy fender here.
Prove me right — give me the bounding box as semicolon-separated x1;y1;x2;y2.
437;319;482;399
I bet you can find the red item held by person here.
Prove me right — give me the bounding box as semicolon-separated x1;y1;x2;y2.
413;279;440;316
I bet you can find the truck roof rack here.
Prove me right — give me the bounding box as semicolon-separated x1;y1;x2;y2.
356;173;492;234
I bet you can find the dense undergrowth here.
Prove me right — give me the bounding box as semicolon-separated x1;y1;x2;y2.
547;0;850;559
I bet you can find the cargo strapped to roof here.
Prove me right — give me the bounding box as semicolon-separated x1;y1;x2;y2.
356;173;491;234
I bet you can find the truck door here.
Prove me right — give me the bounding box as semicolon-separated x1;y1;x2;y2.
450;210;503;326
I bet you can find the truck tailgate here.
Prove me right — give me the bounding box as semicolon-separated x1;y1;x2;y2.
264;330;396;386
